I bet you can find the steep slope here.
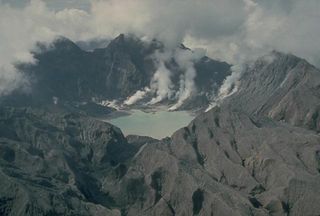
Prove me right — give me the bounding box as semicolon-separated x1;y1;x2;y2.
1;51;320;216
0;107;137;216
6;34;231;110
0;106;266;216
1;104;320;215
225;51;320;131
163;107;320;215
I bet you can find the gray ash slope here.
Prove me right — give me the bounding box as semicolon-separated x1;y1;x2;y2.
224;51;320;132
1;51;320;215
4;34;231;111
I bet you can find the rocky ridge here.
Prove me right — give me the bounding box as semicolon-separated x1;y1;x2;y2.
0;51;320;215
4;34;231;112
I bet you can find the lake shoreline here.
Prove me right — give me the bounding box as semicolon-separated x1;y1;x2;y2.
101;109;195;139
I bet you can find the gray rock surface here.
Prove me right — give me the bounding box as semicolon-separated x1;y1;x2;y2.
0;107;131;215
1;52;320;216
226;51;320;132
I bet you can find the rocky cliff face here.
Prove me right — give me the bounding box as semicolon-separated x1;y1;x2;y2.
0;107;137;216
1;51;320;215
6;34;231;111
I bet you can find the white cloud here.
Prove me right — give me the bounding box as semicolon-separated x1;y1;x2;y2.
87;0;246;49
1;0;320;96
188;0;320;66
0;0;92;96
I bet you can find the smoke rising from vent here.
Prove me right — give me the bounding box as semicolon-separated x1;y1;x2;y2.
146;48;206;109
148;60;174;105
205;64;243;112
217;64;243;99
1;0;320;96
124;87;150;106
169;48;206;110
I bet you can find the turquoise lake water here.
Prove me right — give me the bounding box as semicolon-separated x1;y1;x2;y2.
106;109;194;139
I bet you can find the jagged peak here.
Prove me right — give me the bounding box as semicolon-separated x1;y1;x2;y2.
107;34;145;49
52;36;81;50
34;36;81;54
111;33;125;44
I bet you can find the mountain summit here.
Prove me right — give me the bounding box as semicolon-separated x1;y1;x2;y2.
1;39;320;215
224;51;320;132
7;34;231;112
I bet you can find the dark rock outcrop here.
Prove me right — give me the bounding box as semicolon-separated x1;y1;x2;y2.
1;50;320;215
5;34;231;111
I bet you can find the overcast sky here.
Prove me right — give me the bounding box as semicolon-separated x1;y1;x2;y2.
0;0;91;11
0;0;320;95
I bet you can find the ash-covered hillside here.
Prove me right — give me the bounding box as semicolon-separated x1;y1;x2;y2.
224;51;320;132
1;51;320;216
